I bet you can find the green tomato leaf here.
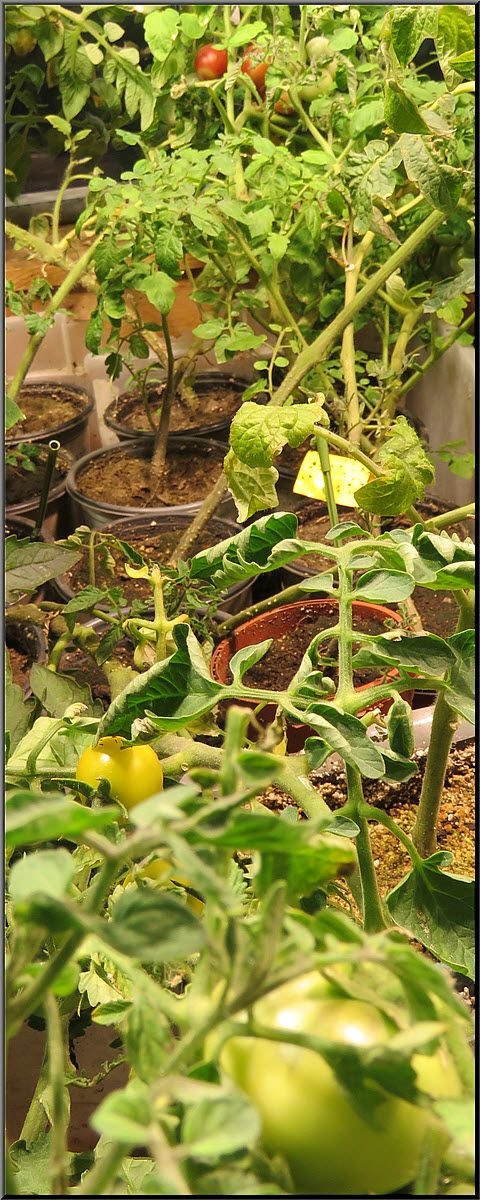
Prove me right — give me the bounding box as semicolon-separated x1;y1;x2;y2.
99;623;224;738
90;1079;152;1145
29;663;99;718
125;997;169;1084
387;861;475;978
144;8;180;62
224;449;279;523
229;640;272;685
190;511;300;589
138;271;176;315
6;394;25;431
5;791;119;848
384;82;430;135
5;671;34;757
355;416;434;516
388;7;438;67
182;1093;261;1162
5;538;81;604
435;5;474;89
287;704;386;780
353;633;456;677
352;569;415;604
228;20;267;48
230;400;326;469
9;848;75;903
106;888;206;962
399;134;464;214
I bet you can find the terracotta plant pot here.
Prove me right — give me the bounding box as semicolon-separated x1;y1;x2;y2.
50;512;256;617
6;381;94;459
211;598;410;752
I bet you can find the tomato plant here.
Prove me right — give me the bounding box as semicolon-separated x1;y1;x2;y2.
219;973;462;1195
76;736;164;809
194;43;228;81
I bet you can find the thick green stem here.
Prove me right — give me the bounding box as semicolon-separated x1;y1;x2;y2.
7;239;102;405
315;434;338;527
45;994;69;1196
271;209;446;408
340;225;373;443
345;767;389;932
394;311;475;403
423;502;475;532
411;593;474;857
273;760;332;820
18;1048;50;1146
151;315;175;479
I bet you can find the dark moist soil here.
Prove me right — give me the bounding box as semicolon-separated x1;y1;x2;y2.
111;381;245;435
58;640;136;706
7;646;31;689
239;606;397;691
62;521;231;603
8;383;90;438
75;448;223;508
6;448;70;506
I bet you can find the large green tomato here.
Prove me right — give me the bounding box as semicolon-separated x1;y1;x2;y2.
76;736;163;811
219;972;461;1196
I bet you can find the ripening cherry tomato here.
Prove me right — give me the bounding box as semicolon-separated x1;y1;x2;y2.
194;43;228;80
274;91;294;116
218;972;462;1196
241;44;271;96
124;856;204;915
76;736;164;811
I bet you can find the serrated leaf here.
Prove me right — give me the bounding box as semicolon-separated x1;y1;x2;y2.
29;663;98;718
224;449;279;523
189;512;301;589
287;704;386;779
5;538;81;604
182;1093;261;1162
5;791;119;848
387;861;475;977
400;134;464;213
9;848;75;903
138;271;176;315
230;400;325;469
384;82;430;135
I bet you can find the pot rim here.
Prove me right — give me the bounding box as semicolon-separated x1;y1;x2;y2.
104;371;251;440
211;596;403;698
6;444;73;516
65;435;228;520
51;510;252;606
6;381;94;448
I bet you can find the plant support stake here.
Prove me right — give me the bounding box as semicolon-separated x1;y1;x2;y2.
33;440;60;536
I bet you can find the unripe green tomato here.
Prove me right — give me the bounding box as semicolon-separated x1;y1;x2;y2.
76;736;163;810
219;972;461;1196
444;1186;476;1196
306;35;331;63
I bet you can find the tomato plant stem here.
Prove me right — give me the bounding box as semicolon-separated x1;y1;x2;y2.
345;766;390;932
7;239;102;405
45;993;69;1196
411;591;474;857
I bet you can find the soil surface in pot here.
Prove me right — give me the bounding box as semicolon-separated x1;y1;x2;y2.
6;447;70;506
6;624;43;688
111;380;246;434
287;500;470;639
260;740;475;897
61;521;233;604
237;605;397;691
8;383;90;438
75;447;223;508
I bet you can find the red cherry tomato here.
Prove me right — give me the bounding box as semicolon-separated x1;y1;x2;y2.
194;43;228;81
241;44;271;96
274;90;294;115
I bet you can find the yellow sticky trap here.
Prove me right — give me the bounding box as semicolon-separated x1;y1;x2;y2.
293;452;372;507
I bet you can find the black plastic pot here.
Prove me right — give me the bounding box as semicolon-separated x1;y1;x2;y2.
6;381;94;459
6;445;74;539
104;372;253;444
50;512;256;617
6;616;48;695
65;436;228;530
